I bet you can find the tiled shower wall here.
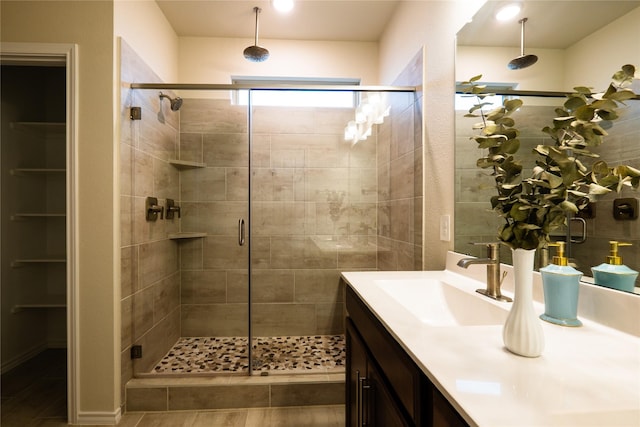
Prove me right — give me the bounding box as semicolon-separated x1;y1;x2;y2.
377;51;424;271
455;95;639;283
176;99;378;337
120;40;181;399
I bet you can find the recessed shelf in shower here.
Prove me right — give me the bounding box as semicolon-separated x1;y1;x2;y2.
169;159;206;169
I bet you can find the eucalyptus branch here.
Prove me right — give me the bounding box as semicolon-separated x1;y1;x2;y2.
461;65;639;251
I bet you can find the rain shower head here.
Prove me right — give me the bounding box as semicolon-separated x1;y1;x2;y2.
244;7;270;62
159;92;183;111
508;18;538;70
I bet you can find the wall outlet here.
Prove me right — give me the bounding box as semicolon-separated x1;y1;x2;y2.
440;214;451;241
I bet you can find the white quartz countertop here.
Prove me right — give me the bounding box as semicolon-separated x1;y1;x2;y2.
341;256;640;427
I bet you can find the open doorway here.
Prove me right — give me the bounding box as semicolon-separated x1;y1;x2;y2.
1;43;78;425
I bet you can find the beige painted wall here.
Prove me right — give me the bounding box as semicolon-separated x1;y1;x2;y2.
1;0;119;417
456;6;640;92
379;0;483;270
564;6;640;89
178;37;379;86
455;46;566;91
114;0;179;83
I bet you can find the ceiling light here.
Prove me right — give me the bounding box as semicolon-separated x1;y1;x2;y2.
496;4;520;21
273;0;294;13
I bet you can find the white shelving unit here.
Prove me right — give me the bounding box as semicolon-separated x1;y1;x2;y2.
6;121;67;314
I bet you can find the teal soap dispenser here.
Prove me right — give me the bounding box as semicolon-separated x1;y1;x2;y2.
540;242;583;327
591;241;638;293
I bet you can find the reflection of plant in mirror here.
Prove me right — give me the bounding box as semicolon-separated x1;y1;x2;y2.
460;65;640;250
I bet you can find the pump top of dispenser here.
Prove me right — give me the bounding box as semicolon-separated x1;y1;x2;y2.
550;241;569;266
591;241;638;293
604;241;631;265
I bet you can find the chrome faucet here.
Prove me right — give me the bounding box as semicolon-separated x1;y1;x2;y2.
457;242;512;302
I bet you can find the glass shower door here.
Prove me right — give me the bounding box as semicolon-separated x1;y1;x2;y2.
247;88;378;374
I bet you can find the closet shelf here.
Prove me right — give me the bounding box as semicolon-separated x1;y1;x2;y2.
12;213;66;220
11;301;66;314
168;232;207;240
11;259;67;268
10;121;65;135
169;159;206;169
10;168;66;175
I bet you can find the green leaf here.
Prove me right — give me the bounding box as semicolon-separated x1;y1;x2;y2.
574;105;595;121
504;98;523;112
588;183;612;195
553;116;575;126
470;74;483;82
564;96;587;110
559;200;579;213
573;86;592;94
501;138;520;154
608;89;637;102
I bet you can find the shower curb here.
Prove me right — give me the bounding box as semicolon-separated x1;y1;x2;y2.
125;372;345;412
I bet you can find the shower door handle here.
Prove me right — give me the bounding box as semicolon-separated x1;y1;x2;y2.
238;218;245;246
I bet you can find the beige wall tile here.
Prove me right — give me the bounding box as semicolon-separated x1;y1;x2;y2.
178;132;203;163
168;385;269;410
270;382;345;406
252;303;316;336
126;387;167;412
316;302;345;335
181;304;248;336
180;167;226;202
203;133;248;167
294;270;342;303
181;270;227;304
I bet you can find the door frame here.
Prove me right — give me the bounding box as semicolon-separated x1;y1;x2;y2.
1;42;79;424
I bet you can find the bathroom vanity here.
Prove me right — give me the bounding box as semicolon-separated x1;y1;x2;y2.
342;252;640;427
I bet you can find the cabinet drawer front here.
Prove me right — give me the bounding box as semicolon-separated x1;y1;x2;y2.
346;285;425;423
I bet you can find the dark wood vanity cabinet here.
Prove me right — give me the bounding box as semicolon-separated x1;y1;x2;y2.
345;285;469;427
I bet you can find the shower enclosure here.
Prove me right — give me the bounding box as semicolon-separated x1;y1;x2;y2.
121;80;419;379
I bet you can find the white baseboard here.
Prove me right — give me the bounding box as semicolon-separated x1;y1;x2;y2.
74;408;121;426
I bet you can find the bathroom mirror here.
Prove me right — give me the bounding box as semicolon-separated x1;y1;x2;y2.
454;1;640;293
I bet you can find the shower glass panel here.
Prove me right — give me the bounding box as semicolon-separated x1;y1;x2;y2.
248;88;377;374
124;84;417;378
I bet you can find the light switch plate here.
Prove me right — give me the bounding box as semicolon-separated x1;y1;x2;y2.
440;214;451;241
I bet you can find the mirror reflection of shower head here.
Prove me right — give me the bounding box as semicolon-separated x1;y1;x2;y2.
159;92;183;111
244;7;270;62
508;18;538;70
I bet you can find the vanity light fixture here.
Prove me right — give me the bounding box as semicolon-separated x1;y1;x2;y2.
273;0;294;13
496;4;521;21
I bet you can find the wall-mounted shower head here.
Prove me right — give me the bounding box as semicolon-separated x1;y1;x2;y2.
159;92;183;111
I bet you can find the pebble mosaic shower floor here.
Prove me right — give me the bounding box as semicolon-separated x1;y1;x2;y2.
152;335;345;374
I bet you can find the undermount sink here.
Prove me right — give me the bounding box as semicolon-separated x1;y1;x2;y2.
375;279;509;326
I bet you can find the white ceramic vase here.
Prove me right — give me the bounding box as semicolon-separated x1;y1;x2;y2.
502;248;544;357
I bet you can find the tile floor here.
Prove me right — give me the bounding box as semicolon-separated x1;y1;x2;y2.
152;335;345;374
1;349;345;427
